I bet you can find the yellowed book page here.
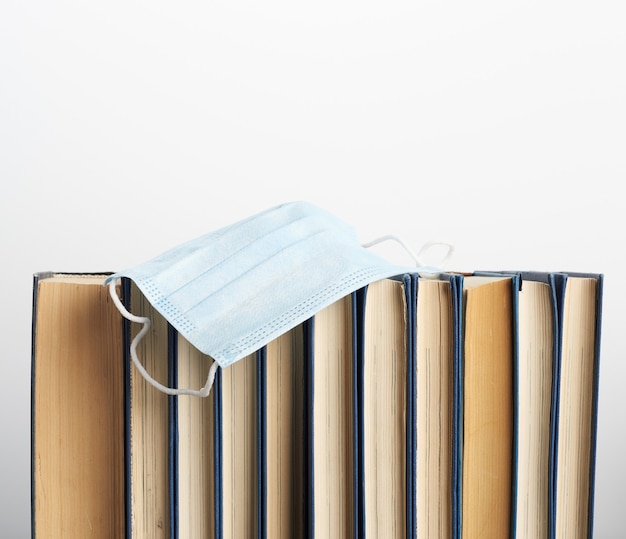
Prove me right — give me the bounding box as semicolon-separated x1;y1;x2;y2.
462;276;513;539
363;278;407;538
177;336;216;538
555;277;598;539
130;283;170;537
313;294;354;538
266;326;306;538
33;275;125;538
516;280;553;539
416;278;453;539
221;353;258;538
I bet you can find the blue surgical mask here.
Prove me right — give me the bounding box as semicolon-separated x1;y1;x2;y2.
106;201;449;397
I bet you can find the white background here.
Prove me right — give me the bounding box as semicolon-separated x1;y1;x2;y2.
2;1;624;536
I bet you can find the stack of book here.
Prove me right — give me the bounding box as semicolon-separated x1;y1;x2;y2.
30;270;603;538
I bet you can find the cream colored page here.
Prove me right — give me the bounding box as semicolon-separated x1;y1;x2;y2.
221;353;258;538
364;279;407;538
313;296;354;538
266;327;306;538
131;285;170;538
177;337;215;538
516;280;553;539
555;277;597;539
416;279;453;539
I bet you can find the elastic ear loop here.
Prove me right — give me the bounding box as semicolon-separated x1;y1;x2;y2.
108;280;219;398
362;235;455;277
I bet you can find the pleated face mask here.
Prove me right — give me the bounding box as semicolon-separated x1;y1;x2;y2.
106;201;448;397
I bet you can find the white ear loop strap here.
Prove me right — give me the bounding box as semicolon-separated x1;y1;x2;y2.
108;280;219;398
362;235;455;276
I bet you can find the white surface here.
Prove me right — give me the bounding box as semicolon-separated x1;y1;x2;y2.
2;1;624;536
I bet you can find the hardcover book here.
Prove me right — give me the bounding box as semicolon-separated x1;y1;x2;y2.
31;269;604;538
31;273;125;538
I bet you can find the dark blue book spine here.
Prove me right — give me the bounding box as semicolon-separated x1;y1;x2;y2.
509;274;522;539
214;367;223;539
168;325;179;539
350;291;360;539
452;273;465;539
405;274;417;539
549;273;567;539
257;347;267;539
355;286;368;539
303;317;315;539
450;274;464;539
121;277;132;539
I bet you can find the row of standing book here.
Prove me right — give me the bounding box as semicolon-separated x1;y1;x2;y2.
31;269;603;538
